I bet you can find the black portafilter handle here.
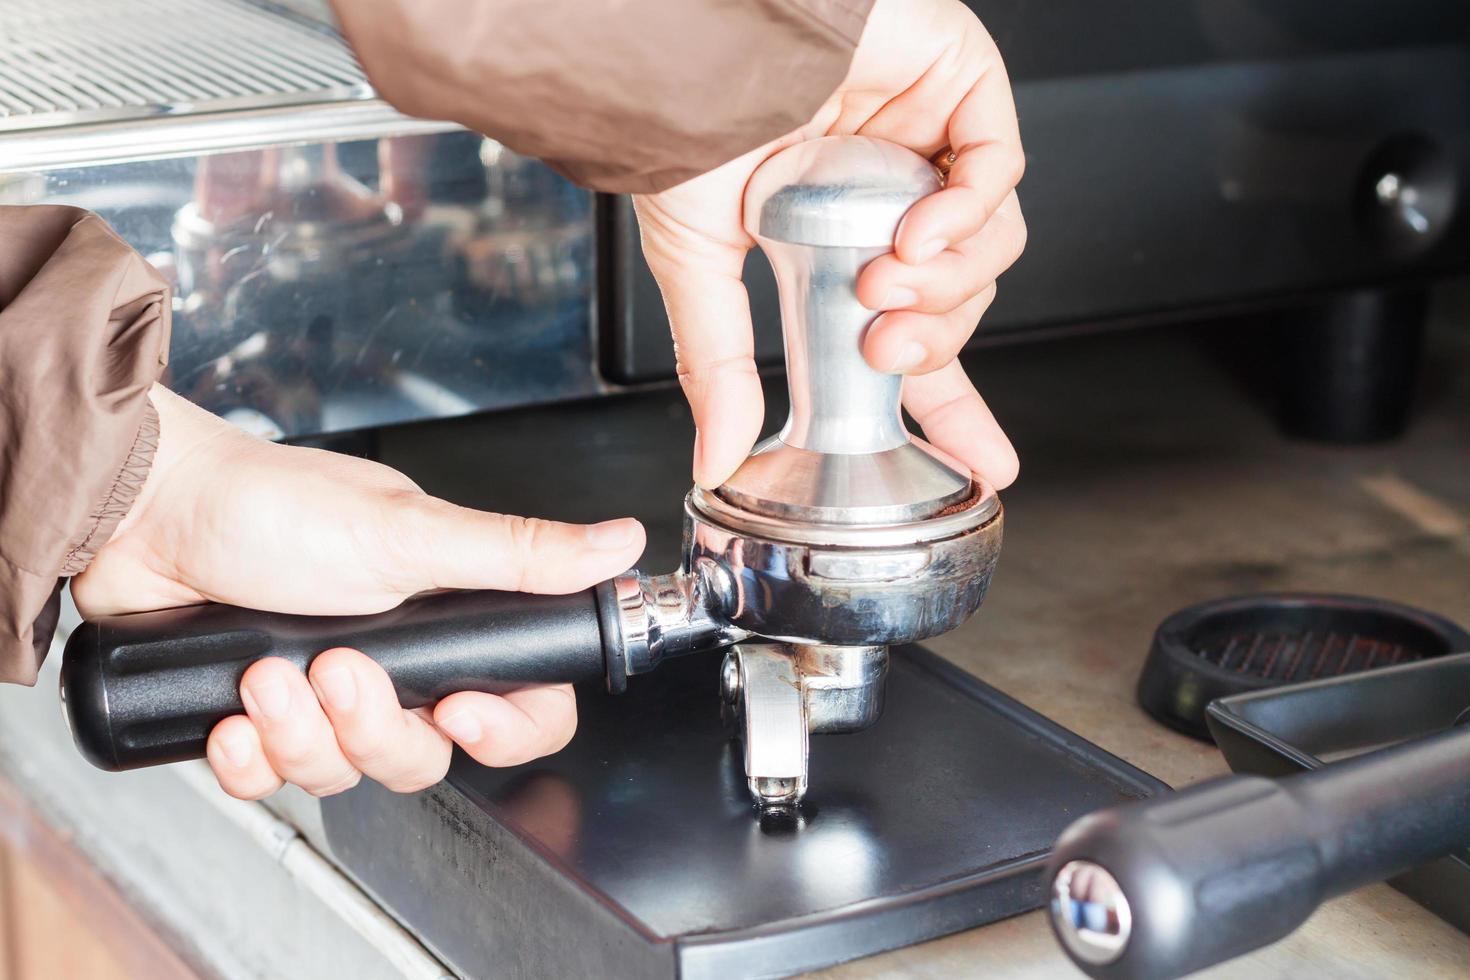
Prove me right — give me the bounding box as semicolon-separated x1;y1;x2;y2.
61;585;624;772
1046;723;1470;980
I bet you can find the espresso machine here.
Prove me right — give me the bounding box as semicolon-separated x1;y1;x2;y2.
58;136;1161;976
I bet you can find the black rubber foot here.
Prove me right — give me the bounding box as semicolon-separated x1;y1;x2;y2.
1278;288;1427;443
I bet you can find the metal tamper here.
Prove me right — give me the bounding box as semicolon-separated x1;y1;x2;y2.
60;136;1003;808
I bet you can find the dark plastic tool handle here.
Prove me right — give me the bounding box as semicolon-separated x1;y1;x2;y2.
1048;724;1470;980
61;588;618;772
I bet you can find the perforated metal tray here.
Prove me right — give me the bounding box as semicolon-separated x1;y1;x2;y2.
0;0;454;170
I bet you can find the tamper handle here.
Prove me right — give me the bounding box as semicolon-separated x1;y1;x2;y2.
743;136;942;456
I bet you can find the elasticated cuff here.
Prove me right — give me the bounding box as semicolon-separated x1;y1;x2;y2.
0;206;170;684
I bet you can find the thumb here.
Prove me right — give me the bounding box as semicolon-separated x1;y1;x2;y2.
392;498;646;595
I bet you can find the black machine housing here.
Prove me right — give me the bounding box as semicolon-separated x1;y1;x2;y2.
599;1;1470;439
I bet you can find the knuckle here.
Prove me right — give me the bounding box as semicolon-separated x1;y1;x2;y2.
675;353;759;394
268;735;320;770
340;728;391;767
306;770;363;799
502;515;551;590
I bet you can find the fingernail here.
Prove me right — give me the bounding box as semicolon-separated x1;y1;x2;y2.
315;666;356;712
220;730;253;769
882;286;919;310
886;341;929;373
244;677;290;720
913;239;946;264
438;711;482;745
585;518;638;550
691;428;705;483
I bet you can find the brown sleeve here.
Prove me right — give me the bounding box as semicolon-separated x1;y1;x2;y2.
330;0;875;194
0;206;170;685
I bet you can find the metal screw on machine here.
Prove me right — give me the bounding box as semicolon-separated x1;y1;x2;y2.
59;137;1003;810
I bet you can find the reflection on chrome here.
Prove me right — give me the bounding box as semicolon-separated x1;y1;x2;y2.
18;130;600;441
1050;859;1132;966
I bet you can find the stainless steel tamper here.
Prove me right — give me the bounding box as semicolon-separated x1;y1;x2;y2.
684;136;1004;805
61;136;1002;808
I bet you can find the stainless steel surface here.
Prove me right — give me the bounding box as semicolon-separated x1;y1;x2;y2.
798;645;889;734
10;130;601;438
683;488;1002;647
612;569;751;678
1;2;601;442
1050;860;1132;967
731;645;809;806
743;136;945;249
0;0;453;172
0;102;453;173
0;0;366;129
720;136;971;526
724;644;890;807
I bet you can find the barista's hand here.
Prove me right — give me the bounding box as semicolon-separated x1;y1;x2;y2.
634;0;1024;490
71;386;645;799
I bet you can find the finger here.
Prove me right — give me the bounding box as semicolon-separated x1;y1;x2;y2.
634;199;764;490
857;192;1025;315
902;360;1019;489
239;657;362;797
308;648;452;793
864;286;996;376
892;48;1024;265
433;685;577;769
386;497;646;596
206;714;284;800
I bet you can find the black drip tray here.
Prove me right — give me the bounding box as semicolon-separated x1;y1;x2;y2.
323;646;1165;979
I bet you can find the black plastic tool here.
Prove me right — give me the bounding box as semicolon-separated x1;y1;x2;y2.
1207;651;1470;933
1136;593;1470;740
1046;721;1470;980
60;587;623;771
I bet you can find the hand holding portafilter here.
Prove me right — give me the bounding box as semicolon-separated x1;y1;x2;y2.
62;137;1004;808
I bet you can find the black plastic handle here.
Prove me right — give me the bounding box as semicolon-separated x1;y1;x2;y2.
61;588;618;772
1047;723;1470;980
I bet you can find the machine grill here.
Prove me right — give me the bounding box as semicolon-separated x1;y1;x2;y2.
0;0;368;129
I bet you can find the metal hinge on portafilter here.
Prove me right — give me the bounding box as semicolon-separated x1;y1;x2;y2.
60;136;1001;810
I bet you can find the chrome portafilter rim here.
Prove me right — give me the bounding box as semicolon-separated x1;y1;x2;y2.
689;482;1000;549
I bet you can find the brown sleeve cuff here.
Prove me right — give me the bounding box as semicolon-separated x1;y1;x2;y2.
59;399;160;576
332;0;876;194
0;205;170;685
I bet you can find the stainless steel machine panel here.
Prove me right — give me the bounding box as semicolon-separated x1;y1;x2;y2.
0;0;606;440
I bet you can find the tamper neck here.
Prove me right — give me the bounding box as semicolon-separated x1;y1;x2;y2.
716;136;972;527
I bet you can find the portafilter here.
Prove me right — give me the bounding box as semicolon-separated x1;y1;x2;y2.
61;136;1003;808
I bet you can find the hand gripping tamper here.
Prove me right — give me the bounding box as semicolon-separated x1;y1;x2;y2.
61;136;1003;807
